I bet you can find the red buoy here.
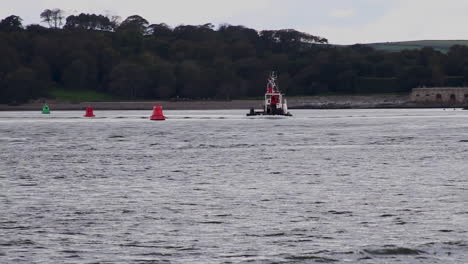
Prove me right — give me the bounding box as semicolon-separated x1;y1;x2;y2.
150;105;166;121
84;107;95;117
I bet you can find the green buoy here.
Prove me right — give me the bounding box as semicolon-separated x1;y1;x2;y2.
42;104;50;114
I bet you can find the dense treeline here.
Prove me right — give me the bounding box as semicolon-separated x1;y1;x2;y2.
2;11;468;104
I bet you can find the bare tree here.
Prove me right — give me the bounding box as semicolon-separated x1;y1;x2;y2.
40;8;65;28
109;15;121;31
40;9;52;27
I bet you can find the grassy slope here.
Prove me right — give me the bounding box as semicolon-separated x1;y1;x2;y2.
50;88;117;102
366;40;468;52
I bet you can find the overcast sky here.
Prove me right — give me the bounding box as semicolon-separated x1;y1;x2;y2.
1;0;468;44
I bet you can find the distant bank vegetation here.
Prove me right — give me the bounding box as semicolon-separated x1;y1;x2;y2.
368;40;468;53
1;10;468;104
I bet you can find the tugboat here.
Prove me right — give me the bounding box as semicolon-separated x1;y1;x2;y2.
247;72;292;117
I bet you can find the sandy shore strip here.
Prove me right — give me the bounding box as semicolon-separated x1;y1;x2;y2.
0;94;463;110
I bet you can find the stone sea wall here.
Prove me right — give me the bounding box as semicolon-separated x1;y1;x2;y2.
1;94;466;111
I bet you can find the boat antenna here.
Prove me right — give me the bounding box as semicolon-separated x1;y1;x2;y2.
268;71;280;92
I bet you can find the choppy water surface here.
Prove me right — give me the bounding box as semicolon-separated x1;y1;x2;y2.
0;109;467;264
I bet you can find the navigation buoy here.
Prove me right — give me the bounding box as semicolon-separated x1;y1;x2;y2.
42;104;50;114
84;107;95;117
150;105;166;121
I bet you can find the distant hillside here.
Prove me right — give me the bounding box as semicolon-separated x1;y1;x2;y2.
4;10;468;104
366;40;468;52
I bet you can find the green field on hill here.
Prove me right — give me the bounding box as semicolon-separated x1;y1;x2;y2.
367;40;468;52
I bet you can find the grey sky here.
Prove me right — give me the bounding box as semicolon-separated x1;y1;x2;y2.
1;0;468;44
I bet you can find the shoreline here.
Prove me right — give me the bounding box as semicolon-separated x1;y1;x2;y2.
0;94;466;111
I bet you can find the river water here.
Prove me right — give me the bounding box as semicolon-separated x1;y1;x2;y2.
0;109;467;264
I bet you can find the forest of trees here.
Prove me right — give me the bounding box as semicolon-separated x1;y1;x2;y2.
2;10;468;104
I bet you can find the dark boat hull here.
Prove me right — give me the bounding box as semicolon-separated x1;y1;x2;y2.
247;107;292;117
246;111;292;117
